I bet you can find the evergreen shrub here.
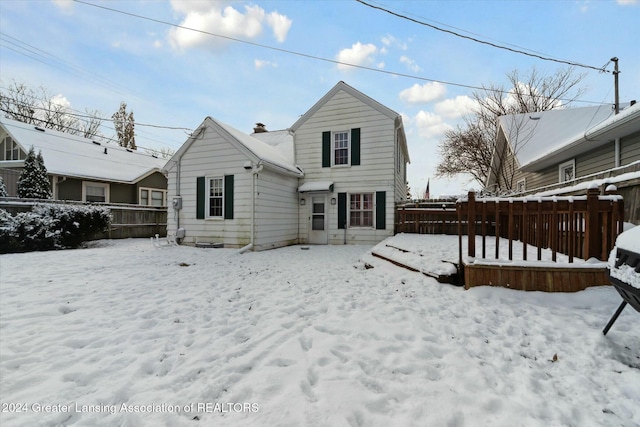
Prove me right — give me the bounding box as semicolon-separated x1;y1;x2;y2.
0;204;110;253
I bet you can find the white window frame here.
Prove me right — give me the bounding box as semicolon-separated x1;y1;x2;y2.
516;178;526;193
1;136;23;161
206;176;224;219
138;187;167;207
348;192;374;228
332;131;350;167
82;181;110;203
559;159;576;183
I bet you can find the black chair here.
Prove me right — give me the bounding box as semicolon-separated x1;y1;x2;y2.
603;248;640;335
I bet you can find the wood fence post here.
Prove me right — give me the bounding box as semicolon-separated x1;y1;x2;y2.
468;191;476;258
585;187;600;260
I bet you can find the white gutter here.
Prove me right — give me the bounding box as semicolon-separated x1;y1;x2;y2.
239;163;264;254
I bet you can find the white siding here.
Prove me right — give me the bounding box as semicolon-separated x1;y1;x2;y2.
254;168;300;250
167;126;253;247
295;89;398;245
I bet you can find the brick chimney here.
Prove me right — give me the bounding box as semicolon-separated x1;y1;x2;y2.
253;123;267;133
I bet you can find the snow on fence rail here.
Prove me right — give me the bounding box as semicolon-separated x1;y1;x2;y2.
457;188;624;264
0;197;167;239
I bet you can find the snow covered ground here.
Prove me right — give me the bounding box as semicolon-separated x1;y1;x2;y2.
1;235;639;426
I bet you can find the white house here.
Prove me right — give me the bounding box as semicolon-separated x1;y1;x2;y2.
165;81;410;250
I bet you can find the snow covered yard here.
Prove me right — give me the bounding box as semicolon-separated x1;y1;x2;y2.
0;237;638;427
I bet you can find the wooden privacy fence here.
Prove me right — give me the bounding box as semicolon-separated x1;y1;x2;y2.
457;188;624;263
395;204;459;235
0;197;167;239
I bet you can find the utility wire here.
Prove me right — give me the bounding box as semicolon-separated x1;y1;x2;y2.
0;32;144;98
71;0;610;106
0;87;193;132
1;108;176;156
355;0;610;73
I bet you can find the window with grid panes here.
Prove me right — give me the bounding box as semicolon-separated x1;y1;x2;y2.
349;193;373;227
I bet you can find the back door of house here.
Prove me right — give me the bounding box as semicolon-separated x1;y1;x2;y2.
308;194;328;244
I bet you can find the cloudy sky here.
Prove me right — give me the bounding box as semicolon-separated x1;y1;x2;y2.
1;0;639;197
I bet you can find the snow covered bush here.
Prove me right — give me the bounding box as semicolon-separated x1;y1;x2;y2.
0;205;110;253
0;176;8;197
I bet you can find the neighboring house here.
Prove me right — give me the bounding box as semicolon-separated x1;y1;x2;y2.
0;116;167;205
165;81;410;249
487;102;640;193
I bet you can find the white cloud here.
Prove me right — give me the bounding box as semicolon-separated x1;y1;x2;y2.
50;94;71;109
266;11;292;43
254;59;278;69
434;95;477;119
52;0;73;11
381;34;407;50
414;111;451;139
168;2;292;50
399;82;447;104
336;42;378;71
400;56;421;73
617;0;637;4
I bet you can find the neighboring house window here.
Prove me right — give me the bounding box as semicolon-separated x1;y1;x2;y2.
207;177;224;218
139;187;167;206
559;159;575;183
349;193;373;227
82;181;109;203
333;131;349;166
516;178;526;193
1;136;23;161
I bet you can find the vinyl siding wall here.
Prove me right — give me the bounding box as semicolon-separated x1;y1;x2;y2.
166;126;253;247
254;168;299;250
621;130;640;165
294;89;397;245
500;133;640;194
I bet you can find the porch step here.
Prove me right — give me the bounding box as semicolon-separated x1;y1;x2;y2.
370;245;461;285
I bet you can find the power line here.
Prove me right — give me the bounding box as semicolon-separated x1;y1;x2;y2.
355;0;610;73
70;0;610;106
1;109;175;156
0;87;193;132
0;31;145;99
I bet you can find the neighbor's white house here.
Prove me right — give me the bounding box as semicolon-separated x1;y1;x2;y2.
164;81;410;250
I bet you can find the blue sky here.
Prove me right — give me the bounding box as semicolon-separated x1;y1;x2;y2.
1;0;639;197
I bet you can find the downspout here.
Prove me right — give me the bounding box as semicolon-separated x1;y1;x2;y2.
614;138;620;168
239;163;263;254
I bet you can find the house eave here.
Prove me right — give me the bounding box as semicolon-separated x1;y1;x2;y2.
291;81;399;132
520;106;640;172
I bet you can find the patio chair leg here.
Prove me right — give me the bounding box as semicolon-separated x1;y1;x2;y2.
603;301;628;336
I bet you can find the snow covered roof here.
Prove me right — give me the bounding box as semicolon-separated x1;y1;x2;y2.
499;103;640;172
250;129;295;165
0;116;166;183
298;181;334;192
167;117;302;177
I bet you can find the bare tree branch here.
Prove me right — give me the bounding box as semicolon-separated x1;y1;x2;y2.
435;67;586;190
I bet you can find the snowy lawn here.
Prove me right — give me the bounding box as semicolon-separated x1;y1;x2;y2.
0;237;639;427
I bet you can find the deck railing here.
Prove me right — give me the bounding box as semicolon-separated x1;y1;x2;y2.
456;188;624;263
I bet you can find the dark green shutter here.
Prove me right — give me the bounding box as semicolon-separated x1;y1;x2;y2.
351;128;360;166
376;191;386;230
322;131;331;168
338;192;347;229
224;175;234;219
196;176;205;219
